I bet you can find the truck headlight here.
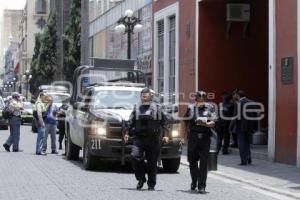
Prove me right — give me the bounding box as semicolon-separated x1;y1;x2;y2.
90;121;107;136
171;123;180;138
171;130;179;137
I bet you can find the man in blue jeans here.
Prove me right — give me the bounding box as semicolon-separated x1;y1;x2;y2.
3;93;24;152
43;96;59;154
34;93;49;155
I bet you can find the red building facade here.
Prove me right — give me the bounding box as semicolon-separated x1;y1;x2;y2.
152;0;300;166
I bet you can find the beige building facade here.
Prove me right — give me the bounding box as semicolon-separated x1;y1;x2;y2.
18;0;50;75
17;0;50;95
0;9;23;74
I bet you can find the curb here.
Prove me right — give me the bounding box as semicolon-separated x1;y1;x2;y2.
180;160;300;200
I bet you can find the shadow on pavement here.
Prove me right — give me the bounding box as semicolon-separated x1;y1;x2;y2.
61;155;180;175
120;188;163;192
176;189;209;195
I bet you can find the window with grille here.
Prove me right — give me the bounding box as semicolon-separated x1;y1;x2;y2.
169;16;176;103
36;0;47;14
89;37;94;58
157;20;164;94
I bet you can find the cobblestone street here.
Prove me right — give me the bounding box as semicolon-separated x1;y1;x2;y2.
0;126;296;200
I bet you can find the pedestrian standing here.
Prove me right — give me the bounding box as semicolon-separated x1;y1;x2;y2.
3;93;24;152
34;93;49;155
229;89;239;148
230;90;256;165
42;96;59;154
57;98;69;151
183;91;217;194
124;88;169;191
217;91;234;155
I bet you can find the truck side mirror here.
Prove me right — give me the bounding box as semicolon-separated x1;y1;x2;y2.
73;102;89;112
81;105;89;112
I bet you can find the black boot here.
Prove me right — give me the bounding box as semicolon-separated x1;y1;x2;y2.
3;144;10;152
198;187;206;194
222;148;230;155
148;186;155;191
248;157;252;164
136;179;146;190
59;143;62;150
190;182;197;191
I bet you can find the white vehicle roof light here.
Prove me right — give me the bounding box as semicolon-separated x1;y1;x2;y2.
91;82;145;88
39;85;69;93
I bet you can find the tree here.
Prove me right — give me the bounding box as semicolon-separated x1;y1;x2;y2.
63;0;81;82
37;11;58;84
29;33;42;94
30;12;58;95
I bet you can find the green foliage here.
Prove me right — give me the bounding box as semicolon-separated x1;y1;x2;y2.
29;33;42;94
38;11;58;82
63;0;81;82
30;12;58;95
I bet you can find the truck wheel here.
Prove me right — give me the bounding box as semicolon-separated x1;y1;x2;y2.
83;138;97;170
65;129;80;160
162;157;181;173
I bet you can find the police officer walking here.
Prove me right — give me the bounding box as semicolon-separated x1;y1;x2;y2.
184;91;217;194
230;90;256;165
124;88;169;191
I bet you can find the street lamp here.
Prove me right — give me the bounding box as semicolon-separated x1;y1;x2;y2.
5;81;10;93
12;77;16;92
114;9;143;59
23;69;32;100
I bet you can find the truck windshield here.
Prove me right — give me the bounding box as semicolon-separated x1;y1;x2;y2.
93;90;140;110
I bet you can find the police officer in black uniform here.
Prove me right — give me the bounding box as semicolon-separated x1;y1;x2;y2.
57;98;70;152
217;91;234;155
124;88;169;191
184;91;217;194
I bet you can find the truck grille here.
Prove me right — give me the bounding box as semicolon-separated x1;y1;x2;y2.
107;122;123;138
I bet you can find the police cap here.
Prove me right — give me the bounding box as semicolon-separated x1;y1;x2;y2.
195;91;207;100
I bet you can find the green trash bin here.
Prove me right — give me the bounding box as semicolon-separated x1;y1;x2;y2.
207;150;218;171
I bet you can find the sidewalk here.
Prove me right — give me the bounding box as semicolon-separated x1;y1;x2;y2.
181;145;300;199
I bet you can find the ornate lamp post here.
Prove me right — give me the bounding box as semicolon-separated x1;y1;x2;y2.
8;83;12;93
3;84;7;93
12;77;16;92
23;69;32;100
114;9;143;59
5;81;10;93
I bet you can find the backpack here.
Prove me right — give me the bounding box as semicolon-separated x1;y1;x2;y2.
2;103;13;120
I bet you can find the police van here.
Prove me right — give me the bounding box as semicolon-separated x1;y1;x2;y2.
65;59;182;171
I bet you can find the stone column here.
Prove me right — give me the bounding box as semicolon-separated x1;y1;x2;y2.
81;0;89;65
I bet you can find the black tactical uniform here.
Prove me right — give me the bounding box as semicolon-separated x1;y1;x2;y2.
126;101;169;190
217;100;234;154
57;104;68;150
184;102;217;192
